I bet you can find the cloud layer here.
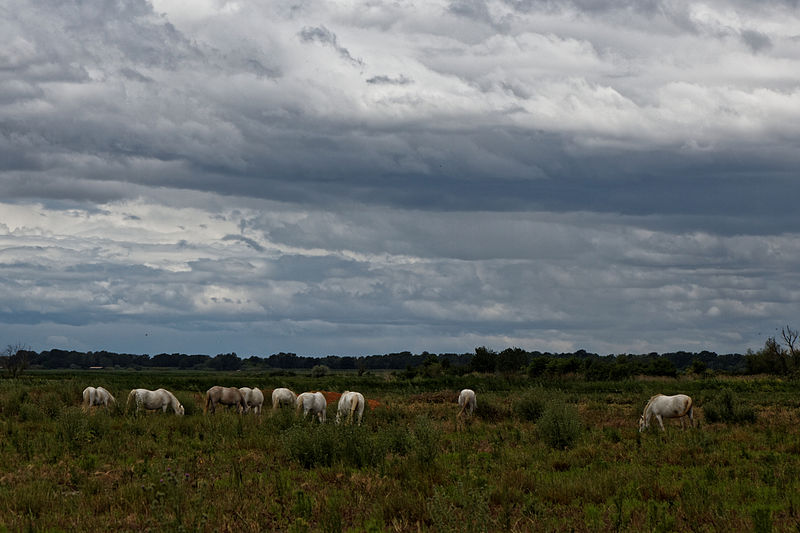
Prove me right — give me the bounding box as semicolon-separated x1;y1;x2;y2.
1;0;798;355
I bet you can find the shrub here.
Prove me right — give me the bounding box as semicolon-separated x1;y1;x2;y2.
57;408;92;451
380;424;413;455
703;389;756;424
173;392;198;416
310;365;330;378
514;392;546;421
411;416;440;466
18;402;44;423
476;396;508;423
282;424;386;469
537;402;582;449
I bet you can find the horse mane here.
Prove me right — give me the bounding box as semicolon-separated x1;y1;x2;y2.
643;394;664;415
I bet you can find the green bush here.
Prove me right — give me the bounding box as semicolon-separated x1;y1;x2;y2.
514;392;546;421
173;392;198;416
703;389;756;424
475;396;507;423
57;407;92;451
411;416;440;466
282;423;386;469
18;402;44;422
537;402;582;449
310;365;330;378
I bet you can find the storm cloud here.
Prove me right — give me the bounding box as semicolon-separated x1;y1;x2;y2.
0;0;798;356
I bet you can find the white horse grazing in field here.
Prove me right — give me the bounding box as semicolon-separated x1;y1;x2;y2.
205;386;246;414
239;387;265;415
126;388;185;416
639;394;694;432
272;387;297;410
82;386;116;410
336;391;365;425
458;389;477;419
296;391;327;423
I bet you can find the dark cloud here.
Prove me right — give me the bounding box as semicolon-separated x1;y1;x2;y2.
740;29;773;52
222;234;266;252
366;75;413;85
0;0;798;355
299;25;364;66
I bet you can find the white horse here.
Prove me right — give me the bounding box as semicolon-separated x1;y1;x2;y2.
336;391;365;425
458;389;477;419
639;394;693;432
126;388;185;416
239;387;265;415
296;391;327;423
272;387;297;410
82;386;116;410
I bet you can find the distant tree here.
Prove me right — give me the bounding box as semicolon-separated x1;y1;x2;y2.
1;343;31;378
646;358;677;377
209;352;242;371
527;356;549;378
782;325;799;369
782;326;798;355
746;337;789;375
496;347;528;373
689;358;708;375
471;346;497;373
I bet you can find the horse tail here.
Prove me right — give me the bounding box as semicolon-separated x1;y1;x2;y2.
684;396;694;427
126;390;137;415
349;394;358;422
204;391;211;414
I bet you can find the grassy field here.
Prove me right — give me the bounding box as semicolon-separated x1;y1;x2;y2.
1;371;799;532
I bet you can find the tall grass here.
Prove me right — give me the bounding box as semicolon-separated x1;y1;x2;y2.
0;372;797;531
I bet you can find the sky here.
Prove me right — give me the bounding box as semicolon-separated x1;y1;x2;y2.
1;0;799;357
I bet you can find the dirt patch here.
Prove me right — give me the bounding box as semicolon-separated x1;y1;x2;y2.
319;391;342;404
317;391;381;409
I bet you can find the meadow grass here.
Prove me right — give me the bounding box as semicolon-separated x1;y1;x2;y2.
0;372;799;531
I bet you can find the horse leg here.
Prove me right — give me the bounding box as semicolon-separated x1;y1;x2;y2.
657;414;665;431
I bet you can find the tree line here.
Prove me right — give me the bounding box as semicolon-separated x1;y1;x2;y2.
1;329;798;379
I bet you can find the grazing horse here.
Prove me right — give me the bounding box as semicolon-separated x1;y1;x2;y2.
126;388;184;416
239;387;265;415
82;386;116;410
296;391;327;423
336;391;365;425
272;387;297;410
639;394;694;432
205;386;246;414
458;389;477;419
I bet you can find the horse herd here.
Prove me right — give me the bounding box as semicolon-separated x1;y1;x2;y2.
82;385;371;425
83;385;694;432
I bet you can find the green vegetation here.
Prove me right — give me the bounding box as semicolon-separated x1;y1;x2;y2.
1;372;800;531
